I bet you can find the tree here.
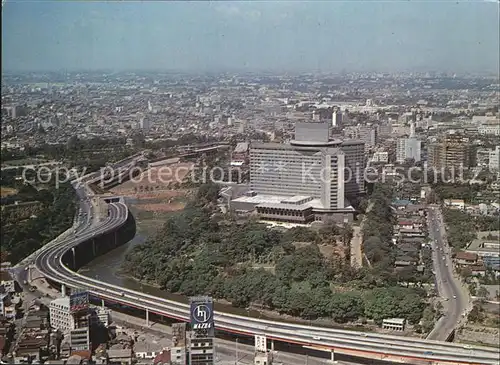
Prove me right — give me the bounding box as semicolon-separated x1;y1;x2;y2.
467;304;485;323
421;306;436;333
435;301;443;316
477;286;490;299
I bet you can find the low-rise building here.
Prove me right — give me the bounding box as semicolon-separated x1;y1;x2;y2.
466;236;500;258
455;252;478;266
0;271;15;294
443;199;466;210
90;307;111;327
254;351;273;365
108;348;133;365
470;265;487;277
134;338;170;361
13;328;50;363
382;318;406;331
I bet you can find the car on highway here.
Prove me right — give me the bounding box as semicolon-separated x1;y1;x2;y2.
312;336;321;340
453;295;457;299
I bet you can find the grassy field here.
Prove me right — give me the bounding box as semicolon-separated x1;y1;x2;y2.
0;186;18;197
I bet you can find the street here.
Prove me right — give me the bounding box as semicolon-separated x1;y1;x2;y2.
426;206;470;341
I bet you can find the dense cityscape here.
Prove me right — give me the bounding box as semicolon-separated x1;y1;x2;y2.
1;1;499;365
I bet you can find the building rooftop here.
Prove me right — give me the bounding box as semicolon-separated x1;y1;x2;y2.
50;296;70;306
455;251;478;261
467;238;500;254
0;271;12;282
233;142;249;153
281;195;312;203
232;194;354;212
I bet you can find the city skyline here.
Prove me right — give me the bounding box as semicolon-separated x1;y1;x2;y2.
2;0;499;74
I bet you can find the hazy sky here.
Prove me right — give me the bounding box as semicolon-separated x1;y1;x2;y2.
2;0;499;73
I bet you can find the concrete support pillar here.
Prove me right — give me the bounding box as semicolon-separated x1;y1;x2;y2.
71;247;76;269
114;231;118;246
330;350;335;362
28;266;32;282
101;299;105;308
61;284;66;297
146;308;149;327
92;239;96;257
270;340;274;351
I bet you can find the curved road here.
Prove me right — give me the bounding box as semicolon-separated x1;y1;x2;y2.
31;182;498;365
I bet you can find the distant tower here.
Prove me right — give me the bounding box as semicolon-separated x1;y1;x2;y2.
410;122;416;138
312;110;320;121
139;117;150;132
147;100;153;112
332;108;343;127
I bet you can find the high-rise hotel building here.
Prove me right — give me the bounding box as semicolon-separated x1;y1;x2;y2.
231;122;363;223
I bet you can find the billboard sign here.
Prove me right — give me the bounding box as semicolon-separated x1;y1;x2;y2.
190;297;215;337
69;291;89;313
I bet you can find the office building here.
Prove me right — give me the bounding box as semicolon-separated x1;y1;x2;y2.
90;307;111;327
50;291;91;354
358;125;378;151
332;108;342;127
49;297;76;332
232;122;358;223
476;117;500;136
139;117;150;132
371;151;389;164
396;123;421;163
340;139;365;197
69;327;90;353
189;337;214;365
171;323;188;365
489;146;500;172
344;124;377;152
254;335;273;365
427;131;470;170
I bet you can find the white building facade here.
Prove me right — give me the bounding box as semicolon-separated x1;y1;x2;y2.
49;297;76;332
489;146;500;172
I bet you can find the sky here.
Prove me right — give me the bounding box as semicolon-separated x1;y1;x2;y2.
2;0;499;74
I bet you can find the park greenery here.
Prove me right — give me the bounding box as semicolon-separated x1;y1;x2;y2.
1;170;76;264
1;136;138;174
124;183;428;325
442;208;499;249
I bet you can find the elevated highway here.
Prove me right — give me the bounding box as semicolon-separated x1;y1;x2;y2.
34;177;499;365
